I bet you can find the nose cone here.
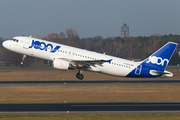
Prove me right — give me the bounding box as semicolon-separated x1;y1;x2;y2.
2;41;8;49
2;40;11;49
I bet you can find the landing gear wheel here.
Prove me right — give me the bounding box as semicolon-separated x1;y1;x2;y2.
76;73;84;80
20;62;24;67
78;74;84;80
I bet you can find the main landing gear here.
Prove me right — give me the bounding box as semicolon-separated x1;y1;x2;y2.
76;70;84;80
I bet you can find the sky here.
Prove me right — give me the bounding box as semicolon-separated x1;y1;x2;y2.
0;0;180;39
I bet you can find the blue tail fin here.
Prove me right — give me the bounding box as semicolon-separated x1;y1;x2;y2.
142;42;178;70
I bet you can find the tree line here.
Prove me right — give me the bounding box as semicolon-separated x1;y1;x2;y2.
1;28;180;67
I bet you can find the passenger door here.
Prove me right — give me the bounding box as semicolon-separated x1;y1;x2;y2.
23;39;31;49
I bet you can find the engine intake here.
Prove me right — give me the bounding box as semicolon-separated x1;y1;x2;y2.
52;59;70;70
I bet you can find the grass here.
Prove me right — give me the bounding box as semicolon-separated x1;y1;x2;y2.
0;114;180;120
0;84;180;103
0;67;179;103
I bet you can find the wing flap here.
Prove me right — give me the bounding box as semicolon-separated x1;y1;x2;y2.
72;60;108;68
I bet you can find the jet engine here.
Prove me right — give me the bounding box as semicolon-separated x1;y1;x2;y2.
52;58;70;70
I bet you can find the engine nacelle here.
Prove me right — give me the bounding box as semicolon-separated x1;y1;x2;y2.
52;59;70;70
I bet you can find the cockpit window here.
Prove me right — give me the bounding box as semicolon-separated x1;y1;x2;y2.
12;39;19;42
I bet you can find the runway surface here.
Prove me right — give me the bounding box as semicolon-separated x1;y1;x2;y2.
0;102;180;113
0;80;180;85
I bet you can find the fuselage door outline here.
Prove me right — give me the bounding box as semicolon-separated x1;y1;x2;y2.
23;39;30;49
135;65;142;75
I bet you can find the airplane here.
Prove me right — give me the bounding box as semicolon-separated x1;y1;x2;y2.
2;36;178;80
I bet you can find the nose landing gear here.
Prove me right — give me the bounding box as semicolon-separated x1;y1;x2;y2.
20;55;26;67
76;70;84;80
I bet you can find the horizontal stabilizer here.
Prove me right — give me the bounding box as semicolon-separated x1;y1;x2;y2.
150;70;173;77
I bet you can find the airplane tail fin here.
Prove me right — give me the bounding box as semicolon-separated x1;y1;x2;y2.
141;42;178;70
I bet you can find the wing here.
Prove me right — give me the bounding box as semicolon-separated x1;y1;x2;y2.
73;60;108;67
60;58;113;68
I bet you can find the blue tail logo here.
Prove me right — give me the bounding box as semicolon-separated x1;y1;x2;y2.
146;56;169;66
142;42;178;70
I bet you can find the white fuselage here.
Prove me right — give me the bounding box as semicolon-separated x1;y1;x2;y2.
3;36;140;77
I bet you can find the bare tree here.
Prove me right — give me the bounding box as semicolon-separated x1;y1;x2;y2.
4;51;22;67
66;28;79;41
104;41;124;58
60;32;66;40
47;33;59;42
3;50;33;67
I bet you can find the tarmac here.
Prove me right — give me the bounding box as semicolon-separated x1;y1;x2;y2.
0;80;180;85
0;102;180;114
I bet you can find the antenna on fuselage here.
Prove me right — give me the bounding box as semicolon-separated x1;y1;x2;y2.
30;35;32;38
